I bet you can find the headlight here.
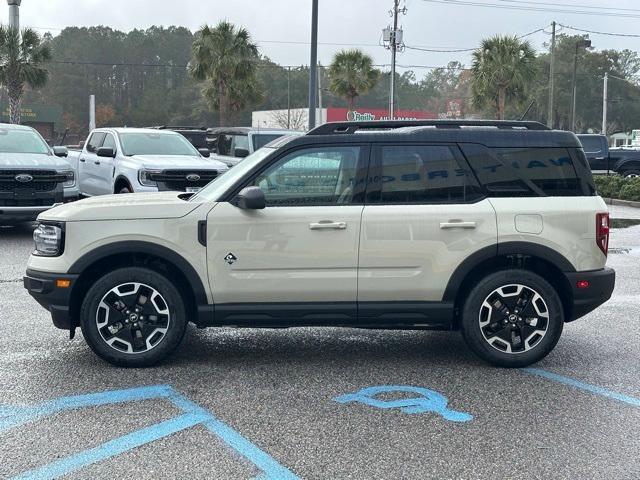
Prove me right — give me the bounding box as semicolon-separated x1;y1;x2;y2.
138;169;161;187
33;223;64;257
62;170;75;188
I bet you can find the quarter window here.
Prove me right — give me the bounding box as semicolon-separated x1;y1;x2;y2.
369;145;482;204
251;146;361;206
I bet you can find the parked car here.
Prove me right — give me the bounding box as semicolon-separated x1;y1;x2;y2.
148;126;209;152
577;134;640;177
25;120;614;368
0;123;78;225
209;127;303;168
74;128;227;196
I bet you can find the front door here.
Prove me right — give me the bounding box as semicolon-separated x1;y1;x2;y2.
78;132;106;196
357;143;497;326
206;144;369;325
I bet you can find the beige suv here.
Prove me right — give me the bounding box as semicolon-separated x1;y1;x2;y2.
24;120;615;368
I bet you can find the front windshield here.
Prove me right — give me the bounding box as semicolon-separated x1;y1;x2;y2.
0;128;50;154
190;147;275;203
120;132;200;156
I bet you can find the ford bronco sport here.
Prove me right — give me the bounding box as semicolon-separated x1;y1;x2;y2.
24;120;615;368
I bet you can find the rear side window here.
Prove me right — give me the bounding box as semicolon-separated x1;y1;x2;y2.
462;145;585;197
367;145;483;204
579;137;604;153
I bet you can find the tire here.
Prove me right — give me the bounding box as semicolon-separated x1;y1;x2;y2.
80;267;188;367
117;185;132;194
621;169;640;179
460;269;564;368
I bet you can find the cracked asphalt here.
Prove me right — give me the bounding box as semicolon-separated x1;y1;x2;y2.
0;215;639;480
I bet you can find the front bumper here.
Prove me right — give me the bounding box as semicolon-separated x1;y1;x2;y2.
0;203;63;222
566;267;616;321
24;269;79;330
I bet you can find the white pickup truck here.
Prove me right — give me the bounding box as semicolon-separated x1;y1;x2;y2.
70;128;228;196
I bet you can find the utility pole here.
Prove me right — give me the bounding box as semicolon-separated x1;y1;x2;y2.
602;72;608;136
571;37;592;132
383;1;405;120
547;21;556;128
7;0;21;30
308;0;319;130
89;95;96;132
317;64;323;125
287;67;291;129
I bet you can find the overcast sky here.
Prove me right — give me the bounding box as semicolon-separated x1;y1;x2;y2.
10;0;640;77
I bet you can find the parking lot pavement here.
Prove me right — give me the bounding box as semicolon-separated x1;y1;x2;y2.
1;222;639;479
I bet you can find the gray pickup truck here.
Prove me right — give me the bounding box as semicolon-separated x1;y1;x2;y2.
577;134;640;177
0;123;78;225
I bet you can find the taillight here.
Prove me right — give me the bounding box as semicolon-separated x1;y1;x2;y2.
596;213;610;256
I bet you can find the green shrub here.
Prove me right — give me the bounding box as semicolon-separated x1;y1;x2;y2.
594;175;626;198
619;177;640;201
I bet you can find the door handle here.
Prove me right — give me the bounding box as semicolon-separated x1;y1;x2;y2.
94;161;101;165
595;156;606;160
79;158;86;163
310;221;347;230
440;221;477;229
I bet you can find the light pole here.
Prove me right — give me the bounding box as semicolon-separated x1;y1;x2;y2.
7;0;21;30
308;0;318;130
571;37;591;132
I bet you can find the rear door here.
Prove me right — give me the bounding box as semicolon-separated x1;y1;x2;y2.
358;143;497;325
78;132;106;196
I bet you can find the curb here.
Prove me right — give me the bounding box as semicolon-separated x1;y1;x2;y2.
604;198;640;209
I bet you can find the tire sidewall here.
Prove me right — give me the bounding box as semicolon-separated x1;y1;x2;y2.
461;269;564;368
80;267;187;367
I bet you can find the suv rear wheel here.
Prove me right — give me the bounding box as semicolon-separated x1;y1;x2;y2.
461;269;564;368
80;267;188;367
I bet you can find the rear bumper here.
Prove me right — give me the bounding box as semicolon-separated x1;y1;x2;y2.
24;269;78;330
566;267;616;321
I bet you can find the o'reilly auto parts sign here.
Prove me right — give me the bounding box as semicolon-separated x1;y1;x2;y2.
327;107;436;122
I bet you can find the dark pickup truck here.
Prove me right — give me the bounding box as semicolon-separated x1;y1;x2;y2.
577;134;640;177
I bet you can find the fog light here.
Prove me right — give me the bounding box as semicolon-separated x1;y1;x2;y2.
577;280;590;289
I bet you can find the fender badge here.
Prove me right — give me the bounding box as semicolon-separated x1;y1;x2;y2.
224;253;237;265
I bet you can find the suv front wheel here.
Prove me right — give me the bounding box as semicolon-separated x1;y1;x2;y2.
461;269;564;368
80;267;188;367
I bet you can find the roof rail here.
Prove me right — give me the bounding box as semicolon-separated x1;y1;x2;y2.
307;120;550;135
147;125;207;131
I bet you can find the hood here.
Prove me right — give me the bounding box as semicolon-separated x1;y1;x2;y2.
133;155;228;171
39;191;202;222
0;153;74;170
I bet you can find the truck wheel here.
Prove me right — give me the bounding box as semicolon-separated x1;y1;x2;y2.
622;170;640;179
117;186;132;194
80;267;188;367
460;270;564;368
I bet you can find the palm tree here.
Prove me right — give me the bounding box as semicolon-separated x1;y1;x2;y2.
328;49;379;111
471;35;536;120
0;26;52;124
189;22;261;126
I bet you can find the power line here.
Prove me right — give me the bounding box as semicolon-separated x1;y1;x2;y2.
558;24;640;39
421;0;640;18
496;0;640;14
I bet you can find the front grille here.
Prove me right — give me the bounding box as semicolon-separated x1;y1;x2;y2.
0;198;56;207
151;170;219;191
0;170;66;193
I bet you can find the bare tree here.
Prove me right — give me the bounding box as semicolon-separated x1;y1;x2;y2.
268;109;307;131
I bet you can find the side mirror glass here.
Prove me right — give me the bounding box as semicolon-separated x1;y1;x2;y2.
234;186;265;210
198;148;211;158
234;148;249;159
97;147;116;158
53;146;68;157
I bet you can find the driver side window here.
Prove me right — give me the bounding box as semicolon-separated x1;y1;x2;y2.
251;146;361;206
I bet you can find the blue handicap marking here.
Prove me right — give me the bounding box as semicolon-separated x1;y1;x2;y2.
0;385;299;480
334;385;473;422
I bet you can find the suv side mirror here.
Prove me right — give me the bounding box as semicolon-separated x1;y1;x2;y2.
97;147;116;158
198;148;211;158
53;146;68;157
234;148;249;159
234;186;265;210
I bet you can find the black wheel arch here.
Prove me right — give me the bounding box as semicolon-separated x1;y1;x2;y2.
114;176;133;193
67;241;210;329
445;242;576;328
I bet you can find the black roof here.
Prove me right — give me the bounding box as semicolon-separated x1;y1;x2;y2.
295;120;581;149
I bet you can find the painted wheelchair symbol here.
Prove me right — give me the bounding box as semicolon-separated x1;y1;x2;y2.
334;385;473;423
